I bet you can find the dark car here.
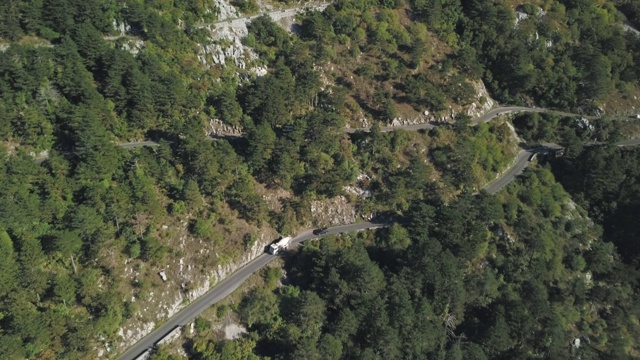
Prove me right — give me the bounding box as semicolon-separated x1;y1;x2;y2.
313;228;329;235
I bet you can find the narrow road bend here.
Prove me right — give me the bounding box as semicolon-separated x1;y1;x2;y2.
116;222;384;360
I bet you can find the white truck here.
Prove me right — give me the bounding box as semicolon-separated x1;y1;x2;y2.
268;236;291;255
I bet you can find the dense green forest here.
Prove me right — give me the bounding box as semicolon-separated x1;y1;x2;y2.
275;0;640;114
0;0;639;359
514;114;640;267
552;146;640;266
184;167;639;360
512;112;626;156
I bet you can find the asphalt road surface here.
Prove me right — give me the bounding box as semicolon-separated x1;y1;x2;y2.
483;150;533;195
117;222;384;360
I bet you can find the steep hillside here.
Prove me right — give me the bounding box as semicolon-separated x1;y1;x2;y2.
181;166;640;360
0;0;639;359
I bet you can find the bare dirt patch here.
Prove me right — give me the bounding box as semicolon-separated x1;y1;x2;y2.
223;320;247;340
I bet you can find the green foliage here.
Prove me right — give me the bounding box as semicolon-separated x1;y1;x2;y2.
190;337;262;360
243;233;258;251
618;0;640;28
430;123;517;189
149;345;182;360
246;16;291;60
235;56;354;196
228;166;640;359
0;229;17;295
141;234;168;262
208;87;243;126
301;11;334;42
128;240;142;259
216;304;229;318
410;0;462;37
377;223;411;250
513;112;623;145
454;0;640;108
182;179;204;211
170;200;187;215
552;146;640;265
124;300;140;320
238;288;280;328
404;73;448;112
192;218;215;239
232;0;259;14
353;129;436;212
195;317;212;333
263;267;283;289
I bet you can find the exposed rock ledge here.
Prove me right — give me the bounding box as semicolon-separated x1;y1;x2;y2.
108;232;273;358
386;80;496;127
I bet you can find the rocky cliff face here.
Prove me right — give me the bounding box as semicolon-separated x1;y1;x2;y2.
195;2;330;72
386;80;497;127
208;118;243;137
107;219;278;358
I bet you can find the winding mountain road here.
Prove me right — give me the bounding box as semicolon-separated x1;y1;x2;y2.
348;106;600;133
115;105;639;359
5;5;636;356
116;222;384;360
119;106;597;145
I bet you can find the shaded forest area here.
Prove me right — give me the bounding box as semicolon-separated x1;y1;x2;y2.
511;112;640;267
616;0;640;28
552;146;640;266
